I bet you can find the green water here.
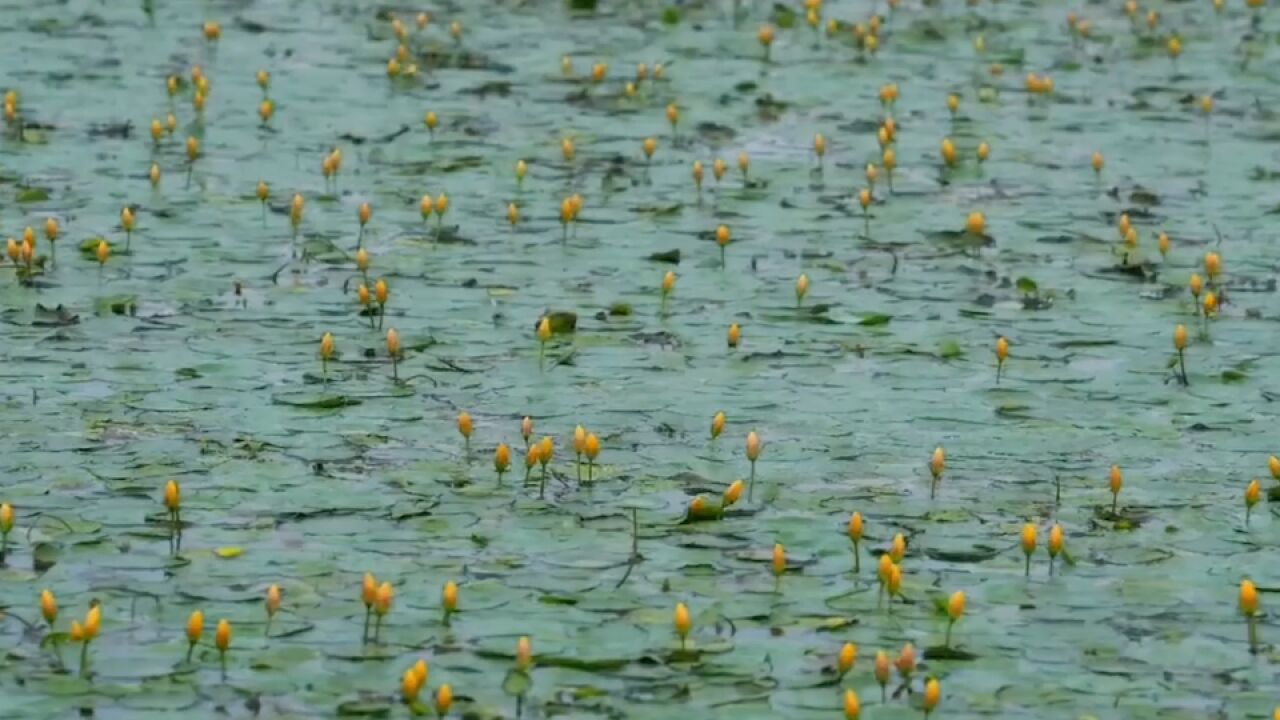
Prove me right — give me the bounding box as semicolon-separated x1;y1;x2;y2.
1;0;1278;717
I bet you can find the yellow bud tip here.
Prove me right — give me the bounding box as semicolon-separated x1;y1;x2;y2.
848;511;863;541
40;590;57;624
838;642;857;674
435;684;453;715
186;610;203;643
1241;579;1259;616
163;480;180;511
443;580;458;612
516;636;532;670
674;602;691;638
215;618;231;651
965;211;985;236
745;431;761;461
266;584;281;616
843;689;860;719
1021;523;1037;555
924;678;940;711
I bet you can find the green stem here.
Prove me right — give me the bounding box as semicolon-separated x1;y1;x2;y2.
576;453;581;481
1024;554;1031;577
1248;615;1259;653
362;606;371;643
588;458;594;483
852;540;860;572
748;462;756;502
631;507;638;558
79;640;89;678
539;465;547;499
186;640;195;663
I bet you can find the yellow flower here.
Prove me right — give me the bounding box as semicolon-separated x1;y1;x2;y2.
1049;524;1064;558
895;643;915;677
40;590;57;624
947;591;965;621
674;602;691;641
214;618;230;652
771;543;786;577
443;581;458;613
362;573;377;607
457;412;473;440
1241;579;1259;617
996;337;1009;363
923;677;940;714
164;480;180;512
373;581;394;617
186;610;203;644
746;431;761;461
83;604;101;640
838;642;856;674
585;433;600;461
516;636;532;671
930;447;945;478
495;444;511;474
795;274;809;304
890;533;906;563
977;141;989;162
1174;324;1187;352
402;668;421;702
728;323;741;348
435;684;453;716
965;211;985;236
1205;251;1222;279
1246;479;1261;509
848;512;863;542
2;503;14;535
266;584;281;617
940;138;956;167
873;650;890;688
1269;455;1280;480
724;480;744;506
1092;151;1104;173
843;689;860;719
1021;523;1037;555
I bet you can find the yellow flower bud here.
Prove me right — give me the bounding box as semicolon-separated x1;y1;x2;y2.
40;590;57;625
186;610;203;645
711;411;725;439
947;591;965;621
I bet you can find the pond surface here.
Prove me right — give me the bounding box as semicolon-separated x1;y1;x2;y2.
1;0;1279;717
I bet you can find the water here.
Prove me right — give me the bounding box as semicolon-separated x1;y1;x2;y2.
0;0;1278;717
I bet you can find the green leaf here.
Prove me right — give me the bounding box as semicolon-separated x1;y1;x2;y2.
857;314;892;326
94;295;137;316
938;340;964;359
16;186;50;203
1222;369;1249;383
1015;277;1038;295
661;6;680;24
502;669;532;696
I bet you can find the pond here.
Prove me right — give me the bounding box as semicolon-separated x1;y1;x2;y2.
1;0;1278;717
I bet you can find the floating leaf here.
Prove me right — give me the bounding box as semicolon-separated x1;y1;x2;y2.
502;669;532;696
16;186;50;203
858;314;892;326
213;547;244;559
